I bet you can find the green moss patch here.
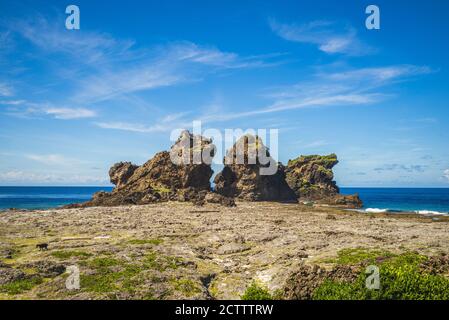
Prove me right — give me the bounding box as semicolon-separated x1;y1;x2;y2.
171;279;201;297
241;281;273;300
0;277;43;295
51;250;92;260
128;238;164;245
144;251;184;272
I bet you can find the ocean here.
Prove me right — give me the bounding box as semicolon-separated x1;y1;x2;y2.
0;186;113;210
0;186;448;215
341;187;449;215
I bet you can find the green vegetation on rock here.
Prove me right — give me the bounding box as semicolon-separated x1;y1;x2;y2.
51;250;92;260
144;250;183;271
0;277;43;295
128;238;164;245
314;250;449;300
241;281;273;300
171;279;201;297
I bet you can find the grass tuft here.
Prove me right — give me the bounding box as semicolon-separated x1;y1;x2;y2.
241;281;273;300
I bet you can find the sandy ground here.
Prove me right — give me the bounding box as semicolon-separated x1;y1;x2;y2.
0;201;448;299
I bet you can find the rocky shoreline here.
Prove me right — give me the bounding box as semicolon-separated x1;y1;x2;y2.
1;201;448;300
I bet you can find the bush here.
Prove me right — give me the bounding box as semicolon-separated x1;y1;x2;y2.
313;252;449;300
241;281;273;300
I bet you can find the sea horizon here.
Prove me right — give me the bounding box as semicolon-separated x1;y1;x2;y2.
1;186;449;215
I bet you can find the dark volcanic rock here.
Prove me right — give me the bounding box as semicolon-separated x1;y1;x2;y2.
109;162;139;190
285;154;362;208
24;261;66;277
285;154;339;200
0;267;26;285
214;135;296;202
83;131;216;207
282;262;360;300
325;194;363;209
204;192;236;207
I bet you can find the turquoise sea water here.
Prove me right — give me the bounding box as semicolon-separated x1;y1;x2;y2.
0;186;448;215
341;187;449;215
0;186;113;210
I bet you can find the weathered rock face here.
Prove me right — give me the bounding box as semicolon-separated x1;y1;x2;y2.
285;154;339;200
84;131;218;206
282;262;360;300
109;162;139;190
285;154;362;208
214;135;297;202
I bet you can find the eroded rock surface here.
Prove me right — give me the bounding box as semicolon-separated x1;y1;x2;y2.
285;154;362;208
109;162;139;190
285;154;339;199
1;202;448;300
214;135;297;202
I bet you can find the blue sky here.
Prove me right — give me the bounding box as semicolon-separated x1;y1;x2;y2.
0;0;448;187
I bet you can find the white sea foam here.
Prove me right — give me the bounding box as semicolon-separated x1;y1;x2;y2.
365;208;388;213
415;210;448;216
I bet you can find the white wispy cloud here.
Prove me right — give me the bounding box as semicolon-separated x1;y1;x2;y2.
43;107;96;119
10;18;279;106
0;99;25;105
0;82;13;96
26;154;68;165
11;17;135;65
197;64;431;123
270;19;373;56
444;169;449;181
95;112;190;133
95;122;168;133
72;41;278;104
25;154;87;168
321;65;433;83
0;170;108;185
94;63;431;128
303;140;329;148
3;102;97;120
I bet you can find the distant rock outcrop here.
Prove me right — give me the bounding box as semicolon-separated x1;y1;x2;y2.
285;154;362;208
285;154;339;200
214;135;297;202
82;131;234;207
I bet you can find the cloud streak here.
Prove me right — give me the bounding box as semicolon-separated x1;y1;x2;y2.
270;19;373;56
444;169;449;181
0;170;108;185
374;164;427;173
0;82;13;97
196;64;431;123
43;107;96;119
7;17;282;112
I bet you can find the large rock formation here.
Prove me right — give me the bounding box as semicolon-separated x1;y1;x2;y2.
214;135;297;202
285;154;339;200
285;154;362;208
82;130;235;207
76;130;358;208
